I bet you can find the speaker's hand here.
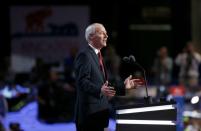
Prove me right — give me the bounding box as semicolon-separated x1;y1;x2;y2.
101;81;116;97
124;75;144;89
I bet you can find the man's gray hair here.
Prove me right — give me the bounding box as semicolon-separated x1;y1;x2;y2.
85;23;103;42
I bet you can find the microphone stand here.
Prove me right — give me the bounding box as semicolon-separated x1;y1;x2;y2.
123;55;153;104
135;62;152;104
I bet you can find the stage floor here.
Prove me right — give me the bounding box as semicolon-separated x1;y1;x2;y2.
3;102;116;131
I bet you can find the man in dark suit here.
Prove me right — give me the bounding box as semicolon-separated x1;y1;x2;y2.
74;23;143;131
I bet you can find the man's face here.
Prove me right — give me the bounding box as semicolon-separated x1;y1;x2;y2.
90;25;108;49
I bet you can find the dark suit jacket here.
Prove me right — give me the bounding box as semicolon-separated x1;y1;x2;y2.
74;45;109;125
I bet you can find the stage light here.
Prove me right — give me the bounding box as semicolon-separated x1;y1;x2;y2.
191;96;199;104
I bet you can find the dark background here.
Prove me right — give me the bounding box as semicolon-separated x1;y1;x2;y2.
0;0;191;73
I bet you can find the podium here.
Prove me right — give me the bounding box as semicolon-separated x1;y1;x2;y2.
115;102;177;131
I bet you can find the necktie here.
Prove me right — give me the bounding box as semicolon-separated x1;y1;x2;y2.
98;51;106;78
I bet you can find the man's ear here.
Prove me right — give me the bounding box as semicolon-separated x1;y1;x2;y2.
89;34;94;40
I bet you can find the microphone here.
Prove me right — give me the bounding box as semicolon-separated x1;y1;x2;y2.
122;56;130;63
129;55;136;63
127;55;152;104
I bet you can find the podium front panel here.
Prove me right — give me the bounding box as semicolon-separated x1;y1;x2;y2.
116;102;177;131
117;124;176;131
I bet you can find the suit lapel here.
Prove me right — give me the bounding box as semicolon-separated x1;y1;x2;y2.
87;46;106;81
